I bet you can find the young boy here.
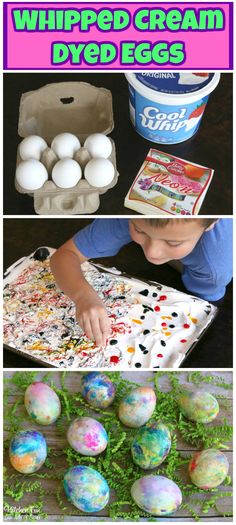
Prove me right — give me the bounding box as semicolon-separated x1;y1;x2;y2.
50;218;232;346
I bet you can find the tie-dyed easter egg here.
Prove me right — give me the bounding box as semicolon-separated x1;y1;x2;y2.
131;422;171;469
63;465;110;512
24;382;61;425
9;430;47;474
178;390;219;423
81;372;116;408
189;449;229;489
67;417;108;456
131;475;182;516
118;387;156;427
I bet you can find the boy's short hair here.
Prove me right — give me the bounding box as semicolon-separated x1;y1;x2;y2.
145;218;218;229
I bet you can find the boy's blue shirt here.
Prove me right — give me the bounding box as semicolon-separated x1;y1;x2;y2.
73;219;232;301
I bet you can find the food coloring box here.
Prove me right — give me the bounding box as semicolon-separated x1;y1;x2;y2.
125;73;220;144
125;149;214;215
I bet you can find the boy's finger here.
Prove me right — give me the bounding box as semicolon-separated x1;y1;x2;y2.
83;318;94;342
99;317;111;346
91;318;104;347
100;314;111;332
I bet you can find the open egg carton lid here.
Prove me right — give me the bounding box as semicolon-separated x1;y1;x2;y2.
16;82;118;214
3;247;218;369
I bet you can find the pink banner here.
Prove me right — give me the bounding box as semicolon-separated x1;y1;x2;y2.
4;2;233;69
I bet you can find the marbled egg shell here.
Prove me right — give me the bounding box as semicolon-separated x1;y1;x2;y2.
9;430;47;474
24;382;61;425
178;390;219;423
131;475;182;516
118;387;156;428
81;372;116;408
67;417;108;456
131;422;171;469
189;449;229;489
63;465;110;512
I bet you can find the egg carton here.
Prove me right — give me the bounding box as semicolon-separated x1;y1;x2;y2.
15;81;119;214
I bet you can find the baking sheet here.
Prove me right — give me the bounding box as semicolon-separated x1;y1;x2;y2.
3;247;218;369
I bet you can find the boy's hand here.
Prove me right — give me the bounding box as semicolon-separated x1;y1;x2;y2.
75;289;111;347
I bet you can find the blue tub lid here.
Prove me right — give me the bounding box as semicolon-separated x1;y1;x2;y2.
135;73;215;95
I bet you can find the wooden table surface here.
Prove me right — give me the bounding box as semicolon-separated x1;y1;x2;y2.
4;72;232;216
4;371;233;522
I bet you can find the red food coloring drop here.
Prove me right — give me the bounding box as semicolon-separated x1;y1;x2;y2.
180;339;187;343
159;295;167;301
110;356;119;363
161;322;167;327
154;305;160;312
183;324;190;329
157;353;163;358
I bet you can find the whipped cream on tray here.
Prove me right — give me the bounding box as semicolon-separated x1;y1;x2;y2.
3;249;217;369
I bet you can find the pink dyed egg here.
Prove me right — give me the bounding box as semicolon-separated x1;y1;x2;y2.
67;417;108;456
24;382;61;425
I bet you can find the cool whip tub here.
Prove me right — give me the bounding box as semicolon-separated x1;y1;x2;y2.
125;73;220;144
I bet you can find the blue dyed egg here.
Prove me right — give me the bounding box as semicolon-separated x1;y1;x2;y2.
131;422;171;469
63;465;110;512
178;390;219;423
9;430;47;474
81;372;116;408
189;449;229;489
67;417;108;456
131;475;182;516
118;387;156;428
24;382;61;425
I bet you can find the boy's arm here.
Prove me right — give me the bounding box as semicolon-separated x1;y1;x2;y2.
50;239;110;347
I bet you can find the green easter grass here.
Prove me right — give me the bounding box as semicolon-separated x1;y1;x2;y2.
3;371;233;522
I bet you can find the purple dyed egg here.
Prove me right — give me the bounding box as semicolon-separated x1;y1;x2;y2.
131;475;182;516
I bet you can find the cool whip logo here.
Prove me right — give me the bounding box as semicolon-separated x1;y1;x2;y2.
139;106;188;133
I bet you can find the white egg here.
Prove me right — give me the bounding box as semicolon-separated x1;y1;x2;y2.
19;136;48;161
16;160;48;190
51;133;81;159
52;158;82;188
84;134;112;159
84;158;115;188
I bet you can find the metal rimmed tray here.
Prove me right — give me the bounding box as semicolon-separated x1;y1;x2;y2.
3;247;218;369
